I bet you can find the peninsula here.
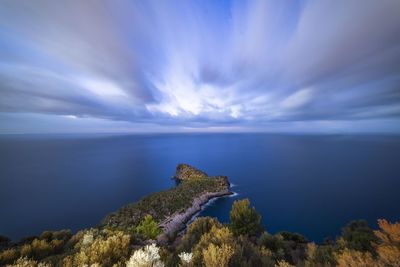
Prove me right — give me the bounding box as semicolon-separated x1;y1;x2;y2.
100;164;232;243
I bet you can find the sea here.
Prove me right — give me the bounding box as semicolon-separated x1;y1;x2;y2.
1;133;399;242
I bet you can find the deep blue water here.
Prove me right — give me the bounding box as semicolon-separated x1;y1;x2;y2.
1;133;400;242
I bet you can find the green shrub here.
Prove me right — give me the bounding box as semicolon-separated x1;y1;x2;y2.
258;232;285;260
136;215;161;240
279;232;308;243
259;232;284;252
229;199;263;237
305;243;336;267
230;236;274;267
339;220;377;253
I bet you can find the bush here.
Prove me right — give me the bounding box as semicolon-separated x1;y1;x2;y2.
335;249;376;267
305;243;336;267
203;243;234;267
63;230;85;250
39;230;72;242
5;257;51;267
192;226;236;266
179;217;221;251
258;232;285;257
19;239;53;260
229;199;263;237
230;236;274;267
126;243;164;267
72;230;131;266
18;236;38;245
374;219;400;266
136;215;162;240
0;248;20;265
178;252;193;267
339;220;377;253
279;232;308;243
159;247;180;267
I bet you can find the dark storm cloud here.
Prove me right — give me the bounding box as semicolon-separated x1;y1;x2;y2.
0;0;400;132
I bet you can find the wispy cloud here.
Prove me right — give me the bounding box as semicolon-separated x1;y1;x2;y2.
0;0;399;133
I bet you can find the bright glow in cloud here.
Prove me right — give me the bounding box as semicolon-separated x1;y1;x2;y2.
80;79;128;98
281;88;313;110
0;0;400;133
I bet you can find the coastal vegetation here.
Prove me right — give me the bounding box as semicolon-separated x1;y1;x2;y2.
1;199;399;266
1;165;399;266
101;165;230;231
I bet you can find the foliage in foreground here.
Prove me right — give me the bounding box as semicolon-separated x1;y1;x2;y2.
1;199;399;267
229;199;263;237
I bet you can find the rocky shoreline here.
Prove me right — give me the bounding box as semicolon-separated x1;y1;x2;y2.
157;188;232;244
99;163;232;245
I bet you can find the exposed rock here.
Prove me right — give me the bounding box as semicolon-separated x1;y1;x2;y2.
175;163;208;181
157;189;232;245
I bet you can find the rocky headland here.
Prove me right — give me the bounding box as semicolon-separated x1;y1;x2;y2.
100;164;232;244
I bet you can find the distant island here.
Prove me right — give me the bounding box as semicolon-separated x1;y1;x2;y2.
0;165;399;267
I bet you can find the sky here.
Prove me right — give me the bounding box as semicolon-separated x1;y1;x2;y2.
0;0;400;134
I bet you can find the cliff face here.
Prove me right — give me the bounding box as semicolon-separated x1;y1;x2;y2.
175;164;208;181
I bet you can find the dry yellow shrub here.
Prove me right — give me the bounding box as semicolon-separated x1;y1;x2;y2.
306;243;317;259
5;256;51;267
203;243;234;267
72;230;130;266
374;219;400;266
336;249;377;267
0;248;20;265
20;245;32;258
191;226;236;266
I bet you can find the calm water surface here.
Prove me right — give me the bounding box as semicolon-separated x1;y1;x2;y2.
1;133;399;242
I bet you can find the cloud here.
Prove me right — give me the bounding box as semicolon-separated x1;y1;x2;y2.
0;0;399;133
281;88;313;110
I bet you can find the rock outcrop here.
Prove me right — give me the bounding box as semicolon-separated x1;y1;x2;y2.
174;163;208;181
